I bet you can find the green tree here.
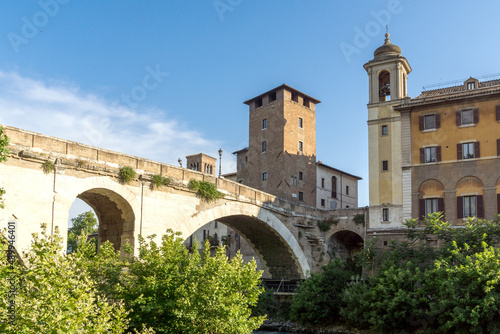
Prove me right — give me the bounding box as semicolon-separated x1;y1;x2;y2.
0;224;131;333
290;259;354;326
0;126;10;209
341;215;500;333
67;210;98;253
118;230;265;334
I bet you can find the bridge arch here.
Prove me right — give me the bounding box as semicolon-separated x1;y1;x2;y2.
181;201;310;279
57;177;140;252
327;230;364;262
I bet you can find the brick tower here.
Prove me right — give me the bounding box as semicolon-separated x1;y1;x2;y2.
235;84;320;207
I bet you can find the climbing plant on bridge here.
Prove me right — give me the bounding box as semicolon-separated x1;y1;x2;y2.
119;166;136;184
151;174;171;189
188;179;224;202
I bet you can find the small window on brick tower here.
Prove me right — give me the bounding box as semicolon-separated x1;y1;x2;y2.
255;98;263;108
303;98;310;108
299;117;303;128
299;172;303;180
262;118;267;129
298;141;304;152
269;91;276;102
292;92;299;102
298;192;304;201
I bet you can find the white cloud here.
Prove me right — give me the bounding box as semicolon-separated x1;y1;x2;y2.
0;71;235;172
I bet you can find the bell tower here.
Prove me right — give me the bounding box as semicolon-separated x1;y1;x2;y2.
364;32;411;228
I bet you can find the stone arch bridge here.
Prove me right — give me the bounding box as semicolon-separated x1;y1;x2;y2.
0;125;366;279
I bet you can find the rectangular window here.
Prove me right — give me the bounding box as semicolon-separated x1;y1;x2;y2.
346;186;349;195
420;146;441;163
291;175;297;186
255;98;263;108
299;117;303;128
298;172;303;180
462;142;474;159
425;147;436;163
262;172;267;181
420;198;445;219
321;199;325;207
457;142;480;160
269;91;276;102
456;108;478;126
424;115;435;129
425;198;438;215
419;114;440;131
382;160;388;171
292;92;298;103
298;192;304;201
463;195;477;218
457;195;484;218
261;141;267;153
262;118;267;129
214;221;218;228
462;109;473;124
467;82;476;90
303;98;310;108
321;178;325;188
298;141;303;152
381;125;388;136
382;208;389;222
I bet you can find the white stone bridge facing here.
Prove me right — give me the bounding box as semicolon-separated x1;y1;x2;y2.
0;125;366;279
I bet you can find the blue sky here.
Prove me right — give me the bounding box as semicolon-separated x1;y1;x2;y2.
1;0;500;212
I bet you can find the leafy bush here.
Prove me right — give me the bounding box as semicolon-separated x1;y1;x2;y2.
342;215;500;333
290;259;353;326
188;179;224;202
0;224;131;333
42;160;54;174
341;263;426;332
119;166;136;184
151;174;171;189
119;231;264;333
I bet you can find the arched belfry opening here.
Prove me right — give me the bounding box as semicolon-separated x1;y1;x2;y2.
76;188;135;252
379;70;391;102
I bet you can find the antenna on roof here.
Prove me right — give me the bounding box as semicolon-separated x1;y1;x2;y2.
386;25;389;34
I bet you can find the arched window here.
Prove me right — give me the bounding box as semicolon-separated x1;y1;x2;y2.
331;176;337;199
418;180;445;219
379;71;391;102
456;176;484;219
